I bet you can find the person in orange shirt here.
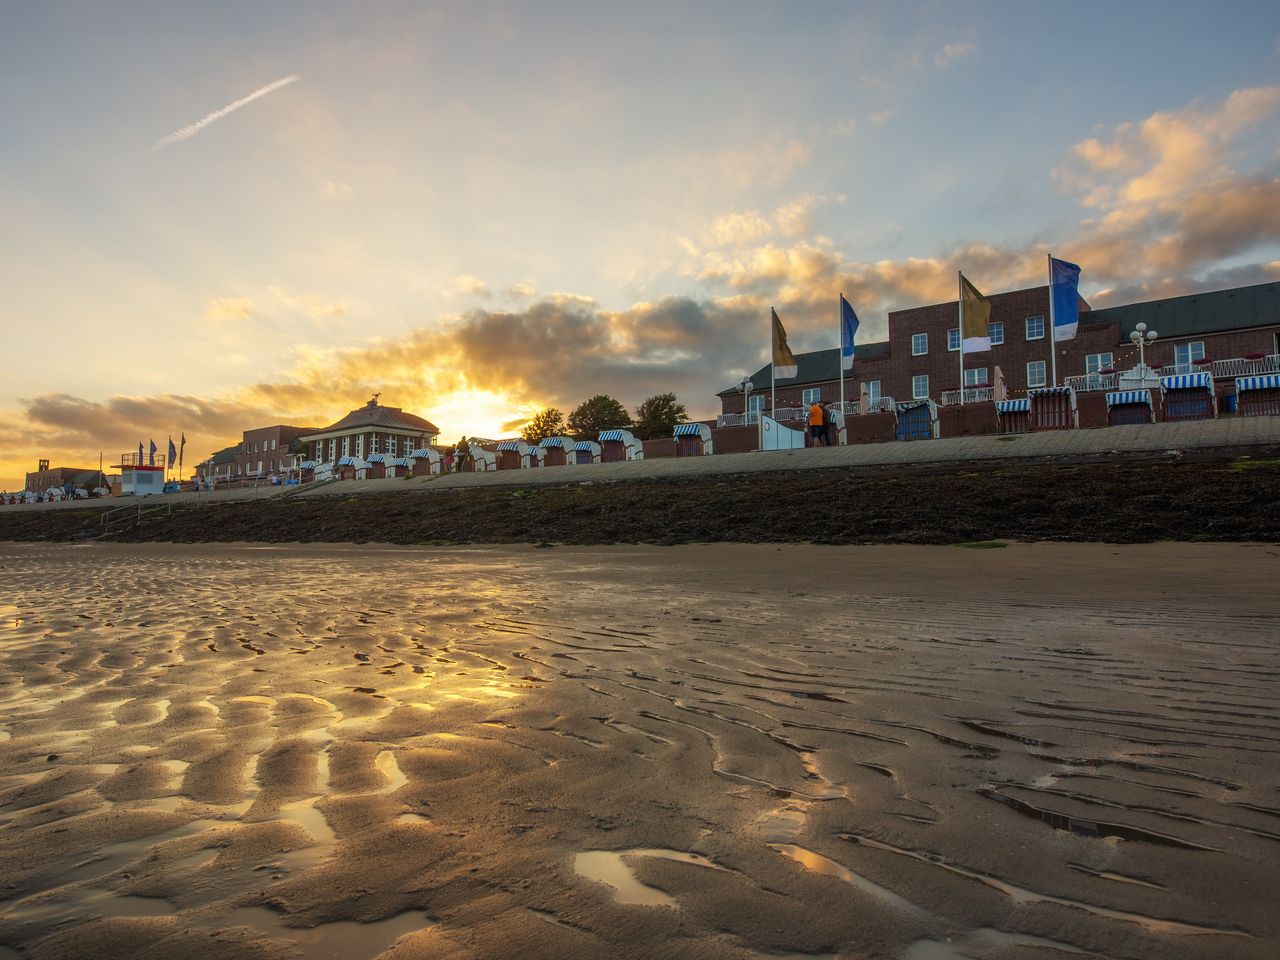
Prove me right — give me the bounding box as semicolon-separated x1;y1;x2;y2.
808;399;824;446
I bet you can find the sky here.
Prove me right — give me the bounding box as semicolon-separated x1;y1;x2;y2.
2;0;1279;488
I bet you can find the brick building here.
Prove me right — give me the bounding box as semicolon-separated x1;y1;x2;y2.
222;425;317;482
299;396;439;466
194;445;238;484
22;465;112;495
718;281;1280;414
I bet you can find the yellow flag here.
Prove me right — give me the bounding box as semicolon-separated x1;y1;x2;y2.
772;308;798;379
959;275;992;352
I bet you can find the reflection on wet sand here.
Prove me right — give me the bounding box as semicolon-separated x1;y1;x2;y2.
0;541;1278;960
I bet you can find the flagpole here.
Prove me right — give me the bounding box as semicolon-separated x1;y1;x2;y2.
1047;253;1058;387
839;294;845;410
958;271;965;406
770;309;776;420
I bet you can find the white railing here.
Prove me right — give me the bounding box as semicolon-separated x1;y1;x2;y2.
717;397;898;426
940;386;997;405
1209;354;1279;379
1064;372;1119;393
1064;354;1280;391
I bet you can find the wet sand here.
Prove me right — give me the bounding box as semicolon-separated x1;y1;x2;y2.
0;541;1277;960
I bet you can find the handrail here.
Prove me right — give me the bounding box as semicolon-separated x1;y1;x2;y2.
100;501;172;531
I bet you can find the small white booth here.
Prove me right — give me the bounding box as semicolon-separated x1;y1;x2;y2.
1160;372;1217;421
574;440;602;465
599;429;644;462
408;448;442;476
496;439;536;469
673;422;714;456
539;436;578;467
1105;389;1155;426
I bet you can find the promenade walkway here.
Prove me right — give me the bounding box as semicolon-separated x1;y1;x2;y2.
8;415;1279;513
302;414;1280;497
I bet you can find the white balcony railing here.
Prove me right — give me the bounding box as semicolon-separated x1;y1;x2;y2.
1063;372;1119;393
716;397;895;427
940;386;998;405
1208;354;1279;379
1064;354;1280;392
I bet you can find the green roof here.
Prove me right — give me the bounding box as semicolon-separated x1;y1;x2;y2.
209;445;238;465
1089;281;1280;340
719;342;890;395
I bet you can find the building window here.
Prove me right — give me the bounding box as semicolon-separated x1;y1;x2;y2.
912;332;928;356
801;387;821;406
866;380;881;402
748;394;765;413
1174;341;1205;366
342;437;350;456
1027;360;1047;388
964;367;988;387
1085;352;1114;374
912;374;929;400
947;328;960;352
989;321;1004;345
1025;315;1045;340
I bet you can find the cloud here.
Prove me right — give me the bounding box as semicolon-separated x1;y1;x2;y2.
205;296;257;322
147;74;300;152
933;42;976;69
324;180;354;199
452;274;491;297
1062;86;1280;207
506;281;537;299
265;285;347;318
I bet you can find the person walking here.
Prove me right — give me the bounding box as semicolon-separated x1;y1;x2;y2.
822;401;835;447
808;398;824;446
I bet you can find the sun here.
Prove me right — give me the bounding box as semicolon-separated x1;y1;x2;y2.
426;388;541;443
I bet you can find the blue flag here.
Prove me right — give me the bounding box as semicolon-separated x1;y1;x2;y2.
138;441;143;463
839;295;859;372
148;439;157;466
168;437;177;463
1050;256;1081;342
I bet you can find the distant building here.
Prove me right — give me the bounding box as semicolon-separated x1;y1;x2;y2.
719;281;1280;414
24;465;98;493
195;445;238;484
299;396;439;466
231;425;316;481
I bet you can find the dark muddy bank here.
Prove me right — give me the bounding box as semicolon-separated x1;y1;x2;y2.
3;453;1276;546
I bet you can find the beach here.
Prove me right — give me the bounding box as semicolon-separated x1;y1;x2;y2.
1;541;1277;960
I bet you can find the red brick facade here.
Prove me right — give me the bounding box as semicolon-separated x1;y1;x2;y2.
720;284;1280;414
233;425;316;481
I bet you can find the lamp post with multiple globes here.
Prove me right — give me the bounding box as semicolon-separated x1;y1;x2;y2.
1130;322;1158;372
738;377;755;423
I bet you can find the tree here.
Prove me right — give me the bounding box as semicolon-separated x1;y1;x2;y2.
566;395;632;437
633;393;689;440
520;407;565;444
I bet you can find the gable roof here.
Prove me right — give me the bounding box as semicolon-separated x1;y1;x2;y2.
718;341;890;395
303;400;440;437
1088;281;1280;340
209;445;238;465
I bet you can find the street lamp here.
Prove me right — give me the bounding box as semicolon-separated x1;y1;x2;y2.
1129;322;1158;371
739;377;755;423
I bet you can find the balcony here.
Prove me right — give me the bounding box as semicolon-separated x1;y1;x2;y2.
940;386;997;405
715;397;894;428
1065;354;1280;392
1063;371;1119;393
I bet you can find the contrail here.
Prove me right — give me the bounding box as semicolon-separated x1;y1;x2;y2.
148;74;300;152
